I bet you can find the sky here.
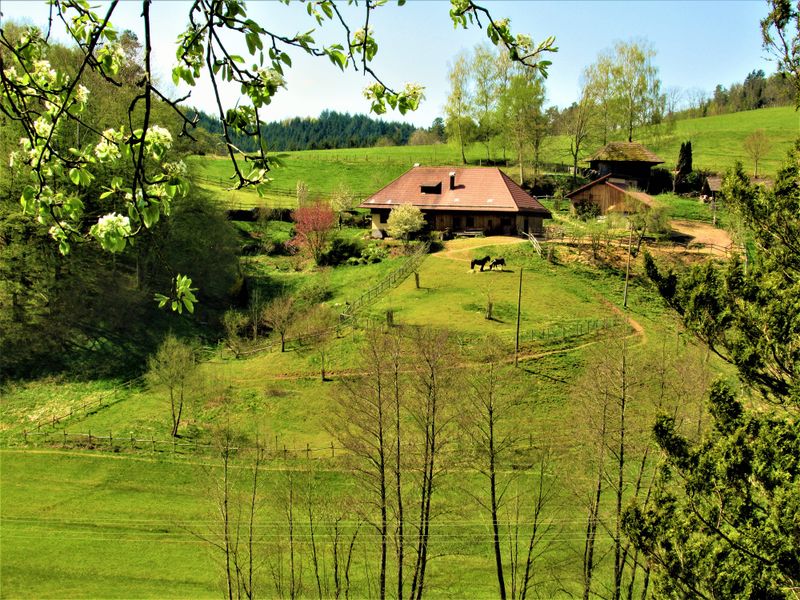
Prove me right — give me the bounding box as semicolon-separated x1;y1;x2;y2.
1;0;776;128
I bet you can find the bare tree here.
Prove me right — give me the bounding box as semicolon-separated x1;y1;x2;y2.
333;327;397;599
194;425;266;600
262;294;297;352
743;129;771;177
297;305;339;381
407;327;457;600
506;452;559;600
146;334;196;437
461;344;522;599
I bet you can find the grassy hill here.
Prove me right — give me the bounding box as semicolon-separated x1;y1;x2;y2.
189;106;797;210
1;235;725;598
640;105;798;176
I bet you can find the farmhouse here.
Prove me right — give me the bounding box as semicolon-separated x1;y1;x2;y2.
586;141;664;190
566;174;656;215
360;166;552;237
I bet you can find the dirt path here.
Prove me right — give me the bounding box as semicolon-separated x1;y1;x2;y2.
670;220;733;249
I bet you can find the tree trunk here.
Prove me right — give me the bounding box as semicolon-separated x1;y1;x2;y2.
489;408;507;599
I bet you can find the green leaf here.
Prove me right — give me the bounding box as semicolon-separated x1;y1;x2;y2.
69;168;81;186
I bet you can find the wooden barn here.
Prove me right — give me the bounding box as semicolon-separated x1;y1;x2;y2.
566;174;656;215
360;166;552;237
586;141;664;190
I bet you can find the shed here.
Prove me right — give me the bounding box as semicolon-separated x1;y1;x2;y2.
586;142;664;190
566;174;656;215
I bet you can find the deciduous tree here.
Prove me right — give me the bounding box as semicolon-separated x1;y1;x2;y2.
146;334;196;437
1;0;554;310
387;203;425;244
290;202;336;265
743;129;771;177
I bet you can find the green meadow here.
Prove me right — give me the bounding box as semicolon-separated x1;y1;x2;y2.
2;103;777;599
1;232;722;598
188;105;797;212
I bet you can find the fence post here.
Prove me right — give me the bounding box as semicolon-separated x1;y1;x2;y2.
88;429;92;446
331;441;335;458
109;430;113;450
63;430;67;447
306;443;310;460
131;433;134;450
152;437;156;453
283;445;287;461
23;430;27;443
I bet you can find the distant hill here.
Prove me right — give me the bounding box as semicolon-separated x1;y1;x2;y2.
638;105;799;176
192;109;417;152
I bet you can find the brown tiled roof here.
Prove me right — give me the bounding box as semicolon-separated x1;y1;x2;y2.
586;142;664;164
360;166;551;216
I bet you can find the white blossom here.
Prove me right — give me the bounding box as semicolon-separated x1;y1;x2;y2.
95;213;131;236
145;125;173;146
74;84;90;104
94;129;122;161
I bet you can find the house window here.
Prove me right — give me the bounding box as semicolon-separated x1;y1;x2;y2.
379;211;389;224
452;216;461;230
466;216;474;228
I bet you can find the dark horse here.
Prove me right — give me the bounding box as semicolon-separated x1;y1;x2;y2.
489;257;506;271
471;256;491;271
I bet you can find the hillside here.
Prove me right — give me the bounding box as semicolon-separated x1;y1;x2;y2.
189;106;798;210
1;236;721;598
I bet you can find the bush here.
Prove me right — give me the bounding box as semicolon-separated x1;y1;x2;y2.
574;201;601;220
360;242;387;263
319;237;363;266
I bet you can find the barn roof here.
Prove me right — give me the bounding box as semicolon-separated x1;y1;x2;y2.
586;142;664;164
705;175;723;192
566;175;657;210
360;166;551;216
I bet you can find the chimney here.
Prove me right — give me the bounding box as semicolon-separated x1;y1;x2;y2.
449;171;456;190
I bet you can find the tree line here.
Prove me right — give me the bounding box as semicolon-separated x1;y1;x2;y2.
192;109;418;153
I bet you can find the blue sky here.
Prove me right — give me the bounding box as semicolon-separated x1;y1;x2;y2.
1;1;775;128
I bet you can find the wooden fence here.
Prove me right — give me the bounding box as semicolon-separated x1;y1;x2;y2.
340;242;430;321
18;429;582;461
26;377;142;432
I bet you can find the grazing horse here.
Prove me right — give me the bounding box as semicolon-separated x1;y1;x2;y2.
489;257;506;271
471;256;491;271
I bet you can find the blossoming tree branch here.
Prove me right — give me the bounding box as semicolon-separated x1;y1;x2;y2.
0;0;556;313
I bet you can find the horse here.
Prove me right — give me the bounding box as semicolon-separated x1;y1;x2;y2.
488;257;506;271
471;256;491;271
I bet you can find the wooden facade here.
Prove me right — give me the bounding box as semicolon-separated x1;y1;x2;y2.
567;176;654;215
371;210;545;236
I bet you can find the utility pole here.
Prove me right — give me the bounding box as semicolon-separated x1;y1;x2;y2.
623;222;634;309
515;267;523;366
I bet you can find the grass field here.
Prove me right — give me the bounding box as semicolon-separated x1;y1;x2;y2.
188;105;798;211
1;231;727;598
